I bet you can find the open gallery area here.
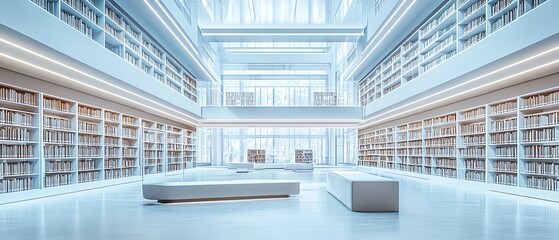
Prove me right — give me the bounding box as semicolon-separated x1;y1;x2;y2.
1;0;558;239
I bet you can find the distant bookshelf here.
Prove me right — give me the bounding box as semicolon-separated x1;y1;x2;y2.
247;149;265;164
294;149;313;164
313;92;338;106
225;92;255;106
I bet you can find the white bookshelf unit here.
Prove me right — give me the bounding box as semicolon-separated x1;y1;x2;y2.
0;82;197;202
313;92;338;106
28;0;198;103
359;0;548;106
0;85;40;194
247;149;265;164
294;149;313;164
358;86;559;197
225;92;255;106
183;129;196;169
166;126;182;173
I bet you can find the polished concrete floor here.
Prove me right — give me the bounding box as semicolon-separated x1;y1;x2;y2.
1;167;559;240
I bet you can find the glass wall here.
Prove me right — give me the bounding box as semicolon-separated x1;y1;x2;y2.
197;127;358;165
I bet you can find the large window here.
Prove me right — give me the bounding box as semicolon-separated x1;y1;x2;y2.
198;128;358;165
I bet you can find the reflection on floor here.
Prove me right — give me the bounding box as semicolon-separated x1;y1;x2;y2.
1;167;558;240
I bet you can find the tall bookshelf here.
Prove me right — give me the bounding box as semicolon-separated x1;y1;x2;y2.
166;126;182;173
43;95;76;187
358;86;559;194
247;149;265;164
359;0;549;106
458;106;487;182
121;114;139;177
103;110;121;180
77;104;103;183
142;120;163;175
28;0;198;103
183;129;196;169
0;85;40;193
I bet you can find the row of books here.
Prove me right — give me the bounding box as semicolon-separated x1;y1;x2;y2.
490;131;517;144
78;135;101;145
0;87;36;106
490;8;517;32
460;122;486;134
78;171;99;183
422;50;457;72
1;110;33;127
78;121;99;133
78;159;96;170
493;160;518;172
463;15;485;34
462;107;486;120
0;145;34;158
43;116;71;130
526;176;558;191
495;146;518;157
426;127;457;138
523;145;559;158
462;0;486;19
465;159;485;170
61;10;94;39
78;106;101;118
0;178;33;194
105;169;120;179
523;111;559;128
420;2;456;37
464;31;487;51
143;151;163;158
45;161;72;173
522;128;555;142
77;146;101;157
0;127;31;141
459;147;486;157
490;0;515;16
525;162;559;176
122;128;137;138
105;136;118;146
425;137;456;146
0;162;33;176
62;0;100;24
104;126;117;136
425;114;457;126
523;90;559;109
491;100;517;115
465;170;486;182
490;117;517;132
105;147;119;157
462;135;486;145
44;174;71;187
44;145;73;158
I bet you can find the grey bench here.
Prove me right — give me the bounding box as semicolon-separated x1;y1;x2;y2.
327;171;399;212
143;179;300;203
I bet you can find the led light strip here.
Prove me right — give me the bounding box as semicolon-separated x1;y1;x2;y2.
203;32;364;36
0;38;200;126
359;47;559;129
343;0;416;81
146;0;219;83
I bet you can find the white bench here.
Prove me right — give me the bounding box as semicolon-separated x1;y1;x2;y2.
143;180;300;203
327;171;399;212
227;162;254;173
285;163;313;171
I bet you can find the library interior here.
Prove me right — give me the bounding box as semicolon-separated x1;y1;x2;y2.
0;0;558;239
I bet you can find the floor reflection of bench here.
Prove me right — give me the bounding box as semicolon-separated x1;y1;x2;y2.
327;171;399;212
143;180;300;203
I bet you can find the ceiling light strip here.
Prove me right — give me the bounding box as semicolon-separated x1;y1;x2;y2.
0;39;199;126
146;0;219;83
343;0;416;81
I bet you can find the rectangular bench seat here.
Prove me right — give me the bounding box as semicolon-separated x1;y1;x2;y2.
327;171;399;212
143;179;300;203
